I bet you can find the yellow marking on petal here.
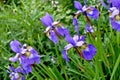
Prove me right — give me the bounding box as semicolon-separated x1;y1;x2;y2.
75;14;80;18
109;12;112;17
46;31;50;37
27;46;32;50
115;15;120;21
25;51;31;57
87;9;92;14
81;44;87;49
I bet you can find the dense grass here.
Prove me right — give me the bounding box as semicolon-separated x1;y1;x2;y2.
0;0;120;80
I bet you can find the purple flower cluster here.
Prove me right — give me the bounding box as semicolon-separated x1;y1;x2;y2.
9;40;40;80
41;1;97;62
102;0;120;31
40;13;68;44
8;65;25;80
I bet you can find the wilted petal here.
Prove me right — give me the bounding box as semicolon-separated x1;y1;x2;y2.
82;44;97;60
74;1;83;10
10;40;21;53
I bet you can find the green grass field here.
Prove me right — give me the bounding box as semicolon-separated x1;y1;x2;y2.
0;0;120;80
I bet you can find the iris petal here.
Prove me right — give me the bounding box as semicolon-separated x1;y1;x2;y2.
74;1;83;10
10;40;21;53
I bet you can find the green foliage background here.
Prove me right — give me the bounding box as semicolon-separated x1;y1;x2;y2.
0;0;120;80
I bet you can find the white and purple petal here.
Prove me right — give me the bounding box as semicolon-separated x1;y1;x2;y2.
10;40;21;53
49;30;58;44
86;24;94;33
87;7;99;19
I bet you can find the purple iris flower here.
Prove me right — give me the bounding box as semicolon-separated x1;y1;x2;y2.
63;33;96;62
85;23;94;33
9;40;40;74
109;7;120;31
102;0;120;31
8;65;25;80
74;1;99;20
41;13;67;44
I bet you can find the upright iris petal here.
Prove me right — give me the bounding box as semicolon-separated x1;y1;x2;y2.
10;40;21;53
40;13;53;27
73;17;79;35
74;1;83;11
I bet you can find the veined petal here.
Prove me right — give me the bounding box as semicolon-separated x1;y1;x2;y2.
87;7;99;19
82;44;97;60
74;1;83;10
49;30;58;44
10;40;21;53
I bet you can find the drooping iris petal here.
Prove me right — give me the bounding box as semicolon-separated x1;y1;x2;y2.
56;27;66;36
9;53;19;62
10;40;21;53
65;31;76;46
82;44;97;60
110;18;120;31
49;30;58;44
73;17;79;35
62;44;73;62
62;50;69;62
74;1;83;10
87;7;99;19
40;13;54;27
86;24;94;33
